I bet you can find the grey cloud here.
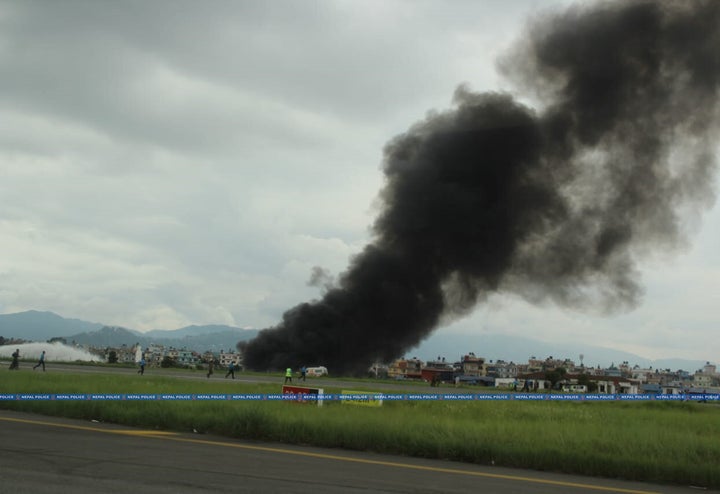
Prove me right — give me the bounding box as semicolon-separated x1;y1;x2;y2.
1;0;717;366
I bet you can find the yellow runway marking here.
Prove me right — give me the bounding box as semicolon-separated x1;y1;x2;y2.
0;416;178;437
112;430;178;436
1;416;659;494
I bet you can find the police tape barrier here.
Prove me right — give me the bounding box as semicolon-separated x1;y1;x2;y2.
341;390;383;407
0;393;718;401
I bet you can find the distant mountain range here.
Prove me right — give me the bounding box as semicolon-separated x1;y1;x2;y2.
0;310;258;353
410;331;709;373
0;310;104;341
0;310;710;371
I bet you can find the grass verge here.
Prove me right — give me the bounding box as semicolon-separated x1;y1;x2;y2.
1;370;718;488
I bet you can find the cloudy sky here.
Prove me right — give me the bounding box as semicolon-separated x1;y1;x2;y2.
1;0;718;362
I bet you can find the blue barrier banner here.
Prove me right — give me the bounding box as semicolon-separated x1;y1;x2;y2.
1;393;718;401
339;394;369;401
55;394;87;400
654;394;682;401
442;394;474;400
488;394;512;400
619;394;652;401
267;393;301;400
194;394;227;400
514;394;547;400
549;394;581;401
89;394;123;400
407;394;440;400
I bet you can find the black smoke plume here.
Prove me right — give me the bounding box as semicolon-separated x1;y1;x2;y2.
243;1;720;374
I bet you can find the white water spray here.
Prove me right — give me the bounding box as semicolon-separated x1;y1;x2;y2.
0;341;101;362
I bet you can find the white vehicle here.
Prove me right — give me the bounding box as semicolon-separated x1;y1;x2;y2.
305;366;328;377
562;384;588;393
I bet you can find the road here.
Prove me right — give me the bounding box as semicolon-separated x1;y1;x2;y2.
0;410;705;494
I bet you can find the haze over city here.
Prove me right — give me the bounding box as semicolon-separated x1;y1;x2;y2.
1;0;719;366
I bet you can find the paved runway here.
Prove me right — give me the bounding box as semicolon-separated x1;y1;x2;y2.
0;410;706;494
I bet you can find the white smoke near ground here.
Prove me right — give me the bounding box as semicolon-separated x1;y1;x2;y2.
0;342;101;362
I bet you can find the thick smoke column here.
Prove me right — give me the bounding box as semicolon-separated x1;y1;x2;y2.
243;1;720;374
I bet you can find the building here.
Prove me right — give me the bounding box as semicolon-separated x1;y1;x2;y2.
518;372;641;394
388;358;423;379
218;350;241;368
421;358;455;383
174;349;199;367
485;360;518;378
461;353;486;377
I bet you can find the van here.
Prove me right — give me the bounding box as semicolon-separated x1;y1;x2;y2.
305;366;328;377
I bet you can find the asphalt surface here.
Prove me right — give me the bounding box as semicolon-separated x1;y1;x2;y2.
0;410;708;494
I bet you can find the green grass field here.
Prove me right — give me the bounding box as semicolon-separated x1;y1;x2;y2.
1;369;718;488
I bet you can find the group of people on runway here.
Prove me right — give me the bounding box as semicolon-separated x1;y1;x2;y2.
7;349;46;371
